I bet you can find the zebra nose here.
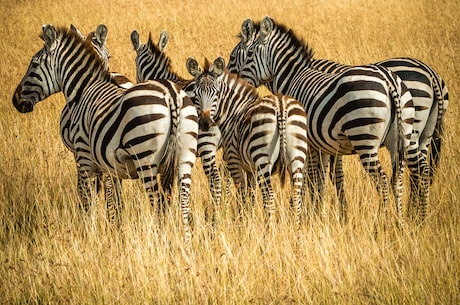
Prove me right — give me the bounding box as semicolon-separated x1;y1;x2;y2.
12;87;34;113
199;110;212;131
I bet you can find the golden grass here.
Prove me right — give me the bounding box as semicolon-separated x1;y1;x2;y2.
1;0;459;304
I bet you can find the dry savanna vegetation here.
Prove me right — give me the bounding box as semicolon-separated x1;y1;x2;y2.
1;0;459;304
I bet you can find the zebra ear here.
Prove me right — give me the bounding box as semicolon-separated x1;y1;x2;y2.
158;30;169;52
131;30;140;51
186;58;202;77
241;19;254;44
212;57;225;76
70;24;84;39
260;16;274;40
42;24;57;53
95;24;108;45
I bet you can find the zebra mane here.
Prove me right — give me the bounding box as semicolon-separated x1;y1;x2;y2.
269;19;315;64
202;58;260;100
41;26;111;78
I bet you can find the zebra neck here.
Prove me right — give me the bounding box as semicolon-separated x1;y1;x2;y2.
269;32;312;93
217;76;259;125
60;61;111;105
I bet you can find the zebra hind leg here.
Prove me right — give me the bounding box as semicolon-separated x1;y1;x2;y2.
330;155;348;224
104;174;124;229
360;153;391;230
408;155;430;224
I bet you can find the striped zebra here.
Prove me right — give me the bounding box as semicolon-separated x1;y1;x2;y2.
12;25;198;243
231;17;415;225
228;18;447;222
130;30;225;219
64;23;134;225
310;58;446;221
186;57;308;226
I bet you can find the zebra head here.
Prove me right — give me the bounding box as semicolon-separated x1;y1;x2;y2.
186;57;225;131
13;24;62;113
131;30;170;83
238;16;279;88
227;18;259;74
70;23;110;70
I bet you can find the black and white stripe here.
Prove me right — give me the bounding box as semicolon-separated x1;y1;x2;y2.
186;57;308;226
64;24;134;225
12;25;198;242
228;18;446;222
130;30;225;217
310;58;447;221
231;17;415;225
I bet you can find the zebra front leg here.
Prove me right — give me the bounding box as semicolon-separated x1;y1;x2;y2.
205;161;222;230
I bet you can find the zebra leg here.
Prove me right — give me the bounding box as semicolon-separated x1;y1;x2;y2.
360;153;390;225
306;149;327;217
290;166;304;226
228;162;248;219
204;160;222;229
408;153;430;223
391;154;405;229
257;166;275;228
77;168;96;214
329;155;348;223
104;174;123;228
418;160;430;223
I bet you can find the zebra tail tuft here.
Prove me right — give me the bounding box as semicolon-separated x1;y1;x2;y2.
159;94;180;194
429;77;447;180
389;75;408;171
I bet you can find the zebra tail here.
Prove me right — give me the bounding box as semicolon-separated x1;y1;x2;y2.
388;74;408;171
277;97;289;185
159;95;180;194
429;77;447;179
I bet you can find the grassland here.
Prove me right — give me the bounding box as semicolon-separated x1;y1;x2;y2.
0;0;459;304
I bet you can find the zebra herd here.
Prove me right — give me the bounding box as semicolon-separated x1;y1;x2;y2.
12;17;448;242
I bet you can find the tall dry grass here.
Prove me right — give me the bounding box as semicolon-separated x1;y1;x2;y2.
0;0;459;304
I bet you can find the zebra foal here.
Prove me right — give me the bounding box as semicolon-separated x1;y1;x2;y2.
12;25;198;243
186;57;308;226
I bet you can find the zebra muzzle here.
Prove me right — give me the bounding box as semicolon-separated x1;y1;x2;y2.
199;111;214;131
12;87;34;113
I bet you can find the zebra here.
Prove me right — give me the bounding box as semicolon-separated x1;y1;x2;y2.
310;58;447;222
232;16;415;226
64;23;135;225
130;30;225;222
12;24;198;243
228;18;447;222
186;56;308;226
